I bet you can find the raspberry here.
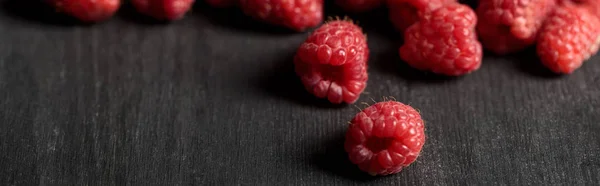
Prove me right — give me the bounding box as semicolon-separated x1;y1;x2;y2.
399;3;482;76
387;0;455;33
48;0;120;22
476;0;556;54
239;0;323;31
537;4;600;74
344;101;425;176
294;20;369;104
335;0;384;13
206;0;236;7
131;0;194;21
560;0;600;18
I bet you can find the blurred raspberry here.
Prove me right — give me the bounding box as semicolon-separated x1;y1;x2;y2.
131;0;195;21
476;0;556;54
239;0;323;31
399;3;482;76
387;0;455;33
48;0;120;22
537;4;600;74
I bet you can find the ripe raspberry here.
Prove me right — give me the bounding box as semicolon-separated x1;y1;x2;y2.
387;0;455;33
560;0;600;18
48;0;120;22
399;3;482;76
206;0;236;7
294;20;369;104
345;101;425;176
131;0;194;21
335;0;384;13
476;0;556;54
239;0;323;31
537;4;600;74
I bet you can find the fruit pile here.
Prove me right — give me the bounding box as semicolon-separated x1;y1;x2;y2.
46;0;600;176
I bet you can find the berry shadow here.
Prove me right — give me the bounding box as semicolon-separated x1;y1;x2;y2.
326;3;457;83
192;1;299;35
459;0;479;9
488;47;562;78
0;0;80;26
323;1;398;40
256;52;348;109
371;45;460;83
308;133;381;182
116;3;173;25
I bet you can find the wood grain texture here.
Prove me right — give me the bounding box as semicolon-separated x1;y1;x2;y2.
1;1;599;185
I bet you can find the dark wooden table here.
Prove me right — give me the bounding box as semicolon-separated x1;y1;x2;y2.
1;1;599;185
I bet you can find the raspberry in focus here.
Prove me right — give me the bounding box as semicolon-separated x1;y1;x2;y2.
399;3;482;76
345;101;425;176
387;0;455;33
239;0;324;31
335;0;384;13
476;0;556;54
294;20;369;104
537;4;600;74
48;0;120;22
131;0;195;21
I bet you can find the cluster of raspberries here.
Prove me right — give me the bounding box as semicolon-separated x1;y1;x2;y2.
45;0;600;177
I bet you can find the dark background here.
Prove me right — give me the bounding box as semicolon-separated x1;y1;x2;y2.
1;0;599;185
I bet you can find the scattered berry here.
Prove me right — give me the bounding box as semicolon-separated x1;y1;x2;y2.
387;0;455;33
399;3;482;76
335;0;384;13
48;0;120;22
476;0;556;54
206;0;237;7
131;0;195;21
294;20;369;104
537;4;600;74
239;0;324;31
345;101;425;176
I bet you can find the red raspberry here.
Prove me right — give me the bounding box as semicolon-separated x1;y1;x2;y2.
476;0;557;54
294;20;369;104
131;0;194;21
537;4;600;74
387;0;455;33
206;0;236;7
335;0;384;13
399;3;482;76
560;0;600;18
48;0;120;22
345;101;425;176
239;0;324;31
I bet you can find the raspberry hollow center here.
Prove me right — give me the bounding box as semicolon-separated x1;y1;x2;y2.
318;64;345;83
365;137;394;153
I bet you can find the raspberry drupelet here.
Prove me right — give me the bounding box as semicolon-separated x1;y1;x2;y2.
345;100;425;176
294;19;369;104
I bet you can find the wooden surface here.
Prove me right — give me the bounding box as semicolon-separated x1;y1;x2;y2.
1;1;599;185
